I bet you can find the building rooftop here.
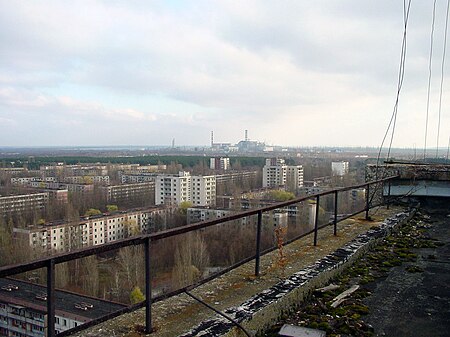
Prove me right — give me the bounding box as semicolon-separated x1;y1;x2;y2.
0;278;126;322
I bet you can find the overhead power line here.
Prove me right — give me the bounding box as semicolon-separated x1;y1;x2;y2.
375;0;412;177
424;0;437;160
436;0;450;158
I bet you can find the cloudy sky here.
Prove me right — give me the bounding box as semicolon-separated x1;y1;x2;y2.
0;1;449;148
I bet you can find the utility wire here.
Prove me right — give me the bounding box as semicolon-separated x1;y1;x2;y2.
424;0;437;160
436;0;450;158
447;135;450;160
372;0;412;208
375;0;411;177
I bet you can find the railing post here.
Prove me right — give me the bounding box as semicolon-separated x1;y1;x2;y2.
314;196;320;246
47;259;55;337
387;180;391;209
334;191;338;236
365;183;370;220
145;237;153;334
255;210;263;276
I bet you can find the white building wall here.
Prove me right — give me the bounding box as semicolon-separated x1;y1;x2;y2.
332;161;349;176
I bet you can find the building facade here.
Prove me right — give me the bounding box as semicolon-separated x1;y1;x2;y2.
13;207;174;252
263;158;303;190
0;279;125;337
209;157;230;171
331;161;349;176
0;193;49;218
155;172;216;206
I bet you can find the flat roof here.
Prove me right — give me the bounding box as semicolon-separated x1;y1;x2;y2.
0;278;126;321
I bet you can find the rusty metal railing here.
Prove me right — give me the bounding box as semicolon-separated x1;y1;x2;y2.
0;176;397;337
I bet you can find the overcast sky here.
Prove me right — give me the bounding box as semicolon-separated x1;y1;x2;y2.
0;1;449;148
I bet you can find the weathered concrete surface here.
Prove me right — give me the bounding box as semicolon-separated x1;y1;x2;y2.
363;205;450;337
181;210;414;337
366;163;450;181
72;207;407;337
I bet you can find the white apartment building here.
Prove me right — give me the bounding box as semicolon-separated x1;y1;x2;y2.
156;172;216;206
121;173;156;184
11;177;57;186
13;207;173;252
191;175;216;206
155;172;192;205
262;158;287;188
286;165;304;191
332;161;349;176
263;158;303;190
210;157;230;170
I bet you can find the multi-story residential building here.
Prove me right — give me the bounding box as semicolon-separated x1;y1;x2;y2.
101;182;155;204
263;159;303;190
63;176;110;185
215;171;259;193
191;175;216;206
42;189;69;204
155;172;216;206
187;207;234;224
120;173;156;184
13;207;174;252
11;177;57;186
155;172;192;206
210;157;230;171
186;206;288;228
331;161;349;176
263;158;287;188
0;278;125;337
0;192;49;218
286;165;304;191
28;181;95;196
0;168;26;176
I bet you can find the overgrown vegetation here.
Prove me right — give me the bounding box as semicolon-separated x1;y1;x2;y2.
262;210;444;336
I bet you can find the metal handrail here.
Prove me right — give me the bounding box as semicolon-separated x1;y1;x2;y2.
0;175;398;337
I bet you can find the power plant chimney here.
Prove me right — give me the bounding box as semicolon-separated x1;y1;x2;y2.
245;129;248;142
211;131;214;147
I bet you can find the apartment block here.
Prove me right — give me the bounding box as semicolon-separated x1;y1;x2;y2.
63;175;110;185
0;192;49;217
155;172;216;206
155;172;192;205
263;158;303;190
0;279;125;336
102;182;155;204
121;173;156;184
332;161;349;176
11;177;57;186
210;157;230;170
13;207;173;252
215;170;258;186
286;165;304;191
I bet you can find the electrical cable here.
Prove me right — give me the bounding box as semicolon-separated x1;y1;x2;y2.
372;0;412;210
436;0;450;158
375;0;411;176
424;0;437;160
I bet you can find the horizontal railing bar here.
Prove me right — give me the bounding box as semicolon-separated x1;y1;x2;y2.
0;176;397;279
60;203;379;336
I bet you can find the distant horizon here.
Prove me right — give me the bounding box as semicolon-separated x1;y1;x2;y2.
0;144;449;151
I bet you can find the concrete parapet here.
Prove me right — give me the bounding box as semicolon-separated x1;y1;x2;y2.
181;210;415;337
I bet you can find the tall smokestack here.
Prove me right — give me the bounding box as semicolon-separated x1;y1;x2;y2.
211;131;214;147
245;129;248;141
